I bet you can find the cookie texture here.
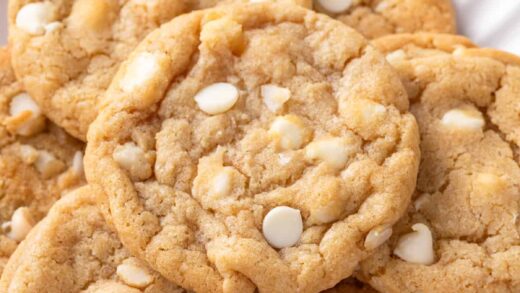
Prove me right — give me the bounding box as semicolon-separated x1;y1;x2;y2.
357;35;520;292
7;0;224;140
313;0;456;39
0;47;85;274
0;186;185;293
85;3;420;292
325;278;378;293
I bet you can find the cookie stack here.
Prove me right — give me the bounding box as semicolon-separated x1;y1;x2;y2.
0;0;518;292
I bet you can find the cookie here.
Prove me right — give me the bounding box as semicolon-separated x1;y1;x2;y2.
7;0;229;140
0;47;84;274
357;34;520;292
85;3;420;292
0;186;185;292
313;0;457;39
325;278;378;293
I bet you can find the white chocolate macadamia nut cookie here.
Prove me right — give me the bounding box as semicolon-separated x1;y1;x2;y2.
0;186;185;293
85;4;420;292
0;48;85;275
356;34;520;293
313;0;457;39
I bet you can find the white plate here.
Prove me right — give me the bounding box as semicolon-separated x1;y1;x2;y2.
1;0;519;54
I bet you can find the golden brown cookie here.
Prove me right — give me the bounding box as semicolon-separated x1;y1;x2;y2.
7;0;226;140
313;0;457;39
0;186;185;293
357;34;520;292
0;47;84;274
85;3;420;292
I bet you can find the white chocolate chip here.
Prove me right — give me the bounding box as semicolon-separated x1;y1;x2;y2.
394;223;435;265
35;150;66;178
385;49;407;64
364;225;393;250
262;206;303;249
305;138;349;169
269;115;308;150
15;2;55;35
120;53;162;93
72;151;84;176
113;142;153;181
194;83;239;115
278;152;292;165
317;0;353;13
375;0;389;13
44;21;62;33
7;207;35;242
117;262;154;288
19;144;39;164
9;93;44;136
441;108;485;130
211;167;234;198
261;84;291;113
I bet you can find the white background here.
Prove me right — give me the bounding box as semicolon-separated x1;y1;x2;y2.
1;0;520;54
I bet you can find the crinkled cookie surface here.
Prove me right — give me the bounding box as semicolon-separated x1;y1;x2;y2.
85;3;420;292
0;186;185;293
357;34;520;293
0;47;85;274
313;0;456;39
8;0;223;140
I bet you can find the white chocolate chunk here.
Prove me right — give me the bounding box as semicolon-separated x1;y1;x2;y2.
7;207;35;242
113;142;152;180
117;261;154;288
9;93;44;136
263;206;303;249
317;0;353;13
16;2;55;35
305;138;349;169
269;115;308;150
120;53;162;93
261;84;291;112
72;151;84;176
35;150;66;178
194;83;239;115
211;167;234;198
19;144;39;164
385;49;407;64
441;108;485;130
394;223;435;265
364;226;393;250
